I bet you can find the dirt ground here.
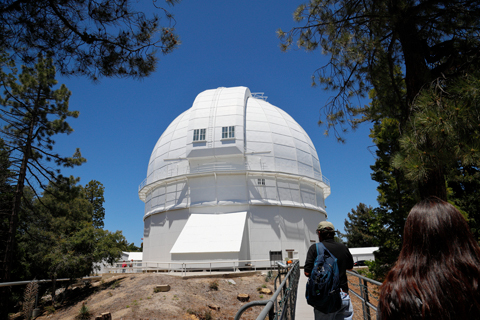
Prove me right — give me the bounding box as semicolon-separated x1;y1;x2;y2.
12;271;379;320
347;273;380;320
27;271;277;320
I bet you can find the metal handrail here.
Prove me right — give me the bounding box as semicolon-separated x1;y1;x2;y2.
346;270;382;320
105;259;272;274
0;276;102;288
234;260;300;320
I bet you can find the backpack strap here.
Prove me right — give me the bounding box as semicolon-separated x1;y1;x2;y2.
316;242;326;257
316;242;336;260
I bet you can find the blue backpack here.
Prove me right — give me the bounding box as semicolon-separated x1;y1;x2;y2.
305;242;342;313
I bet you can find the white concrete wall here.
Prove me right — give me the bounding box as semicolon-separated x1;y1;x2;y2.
143;204;326;267
351;254;376;262
143;208;190;264
248;205;325;265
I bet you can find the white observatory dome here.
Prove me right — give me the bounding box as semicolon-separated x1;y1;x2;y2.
139;86;331;267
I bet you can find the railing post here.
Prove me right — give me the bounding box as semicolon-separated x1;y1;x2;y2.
277;263;282;285
233;260;299;320
268;306;274;320
282;273;288;315
289;270;297;320
363;279;371;320
359;276;367;320
35;287;39;309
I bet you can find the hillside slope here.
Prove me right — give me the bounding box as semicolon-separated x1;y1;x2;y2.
34;272;275;320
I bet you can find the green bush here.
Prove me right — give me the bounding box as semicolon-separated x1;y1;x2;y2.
75;303;91;320
265;271;274;282
45;305;55;315
110;280;120;289
209;281;219;291
204;310;212;320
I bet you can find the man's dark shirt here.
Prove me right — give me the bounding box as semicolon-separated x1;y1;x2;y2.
304;238;354;292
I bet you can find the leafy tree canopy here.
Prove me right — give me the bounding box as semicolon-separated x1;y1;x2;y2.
1;53;86;279
279;0;480;138
84;180;105;229
0;53;85;188
342;203;377;248
280;0;480;278
124;242;142;252
0;54;85;317
0;0;181;80
392;73;480;197
0;139;14;277
17;177;126;304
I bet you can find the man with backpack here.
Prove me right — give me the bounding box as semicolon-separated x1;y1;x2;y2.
304;221;354;320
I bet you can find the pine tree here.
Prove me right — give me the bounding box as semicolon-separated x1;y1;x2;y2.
449;164;480;241
18;177;126;306
363;87;419;280
343;203;377;248
392;73;480;198
0;0;180;80
280;0;480;278
84;180;106;229
279;0;480;199
0;138;14;285
0;54;85;317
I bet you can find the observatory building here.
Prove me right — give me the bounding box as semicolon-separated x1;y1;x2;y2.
138;86;331;267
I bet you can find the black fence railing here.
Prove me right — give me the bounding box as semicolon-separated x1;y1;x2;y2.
347;270;382;320
234;260;300;320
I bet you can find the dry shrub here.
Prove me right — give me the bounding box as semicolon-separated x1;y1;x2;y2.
22;281;38;320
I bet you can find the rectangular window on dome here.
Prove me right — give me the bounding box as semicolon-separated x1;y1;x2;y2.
258;178;265;185
222;126;235;139
193;128;206;141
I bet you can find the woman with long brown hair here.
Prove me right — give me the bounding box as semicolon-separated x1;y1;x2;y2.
378;197;480;319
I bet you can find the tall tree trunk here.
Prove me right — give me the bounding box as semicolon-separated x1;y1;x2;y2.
392;4;447;202
0;118;35;320
390;2;431;127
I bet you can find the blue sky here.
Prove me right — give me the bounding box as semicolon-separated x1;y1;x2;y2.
55;0;380;246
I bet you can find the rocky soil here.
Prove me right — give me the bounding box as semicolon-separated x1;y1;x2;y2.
347;273;380;320
24;271;277;320
11;270;377;320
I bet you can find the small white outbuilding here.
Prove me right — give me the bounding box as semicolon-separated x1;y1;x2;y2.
348;247;379;263
138;87;331;268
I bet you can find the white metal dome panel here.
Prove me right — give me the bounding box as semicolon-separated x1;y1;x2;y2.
140;86;330;217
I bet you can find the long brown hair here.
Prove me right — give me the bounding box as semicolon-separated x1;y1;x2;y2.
379;197;480;319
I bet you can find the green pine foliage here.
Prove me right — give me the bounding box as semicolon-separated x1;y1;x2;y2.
0;0;181;80
84;180;106;229
280;0;480;199
0;138;14;267
280;0;480;135
282;0;480;279
17;177;126;305
0;54;86;316
342;203;377;248
124;242;142;252
448;165;480;241
76;302;91;320
0;54;127;317
392;73;480;193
